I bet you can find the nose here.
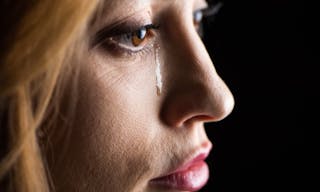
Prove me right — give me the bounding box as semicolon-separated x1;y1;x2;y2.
160;13;234;128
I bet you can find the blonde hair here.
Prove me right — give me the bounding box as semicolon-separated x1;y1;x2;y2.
0;1;99;191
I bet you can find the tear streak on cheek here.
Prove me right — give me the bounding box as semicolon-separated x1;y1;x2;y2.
155;44;162;95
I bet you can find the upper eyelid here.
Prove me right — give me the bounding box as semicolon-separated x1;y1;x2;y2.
92;24;158;49
90;9;156;46
90;8;154;47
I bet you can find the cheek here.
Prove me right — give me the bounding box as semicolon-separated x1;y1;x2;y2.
67;54;162;190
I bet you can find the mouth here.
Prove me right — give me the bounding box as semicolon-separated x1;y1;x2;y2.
149;142;212;191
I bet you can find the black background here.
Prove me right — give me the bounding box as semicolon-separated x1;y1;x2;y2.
201;0;307;191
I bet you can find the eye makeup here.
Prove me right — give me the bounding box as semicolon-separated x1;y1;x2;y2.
90;1;222;59
92;22;159;47
90;14;160;58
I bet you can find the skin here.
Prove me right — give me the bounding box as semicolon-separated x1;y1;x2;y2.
50;0;234;191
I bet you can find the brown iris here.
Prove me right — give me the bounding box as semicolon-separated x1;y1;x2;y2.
131;27;151;47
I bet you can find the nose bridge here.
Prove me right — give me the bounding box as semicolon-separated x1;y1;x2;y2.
178;30;217;84
160;10;234;127
162;5;217;86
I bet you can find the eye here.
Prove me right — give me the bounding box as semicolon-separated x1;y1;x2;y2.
193;9;204;28
193;9;204;36
102;24;158;54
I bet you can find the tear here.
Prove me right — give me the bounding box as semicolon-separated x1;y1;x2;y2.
155;44;162;96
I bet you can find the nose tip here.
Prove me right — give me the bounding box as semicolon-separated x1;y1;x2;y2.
208;79;235;122
161;77;234;127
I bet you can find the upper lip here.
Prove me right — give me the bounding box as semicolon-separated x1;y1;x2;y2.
152;141;213;179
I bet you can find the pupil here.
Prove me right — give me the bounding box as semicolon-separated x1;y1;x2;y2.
136;28;147;39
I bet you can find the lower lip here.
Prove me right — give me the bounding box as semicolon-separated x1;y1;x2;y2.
150;161;209;191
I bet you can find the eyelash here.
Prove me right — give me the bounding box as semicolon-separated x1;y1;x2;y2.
96;5;219;57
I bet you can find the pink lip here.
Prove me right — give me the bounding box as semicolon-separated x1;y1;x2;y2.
150;142;212;191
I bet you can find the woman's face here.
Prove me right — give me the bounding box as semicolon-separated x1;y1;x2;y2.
52;0;234;191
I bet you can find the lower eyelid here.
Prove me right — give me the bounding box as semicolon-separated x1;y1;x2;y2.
100;37;156;58
109;30;157;54
114;40;145;52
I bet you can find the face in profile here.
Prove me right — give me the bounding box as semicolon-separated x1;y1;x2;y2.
50;0;234;191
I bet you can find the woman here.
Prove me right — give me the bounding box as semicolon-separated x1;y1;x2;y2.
0;0;234;191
